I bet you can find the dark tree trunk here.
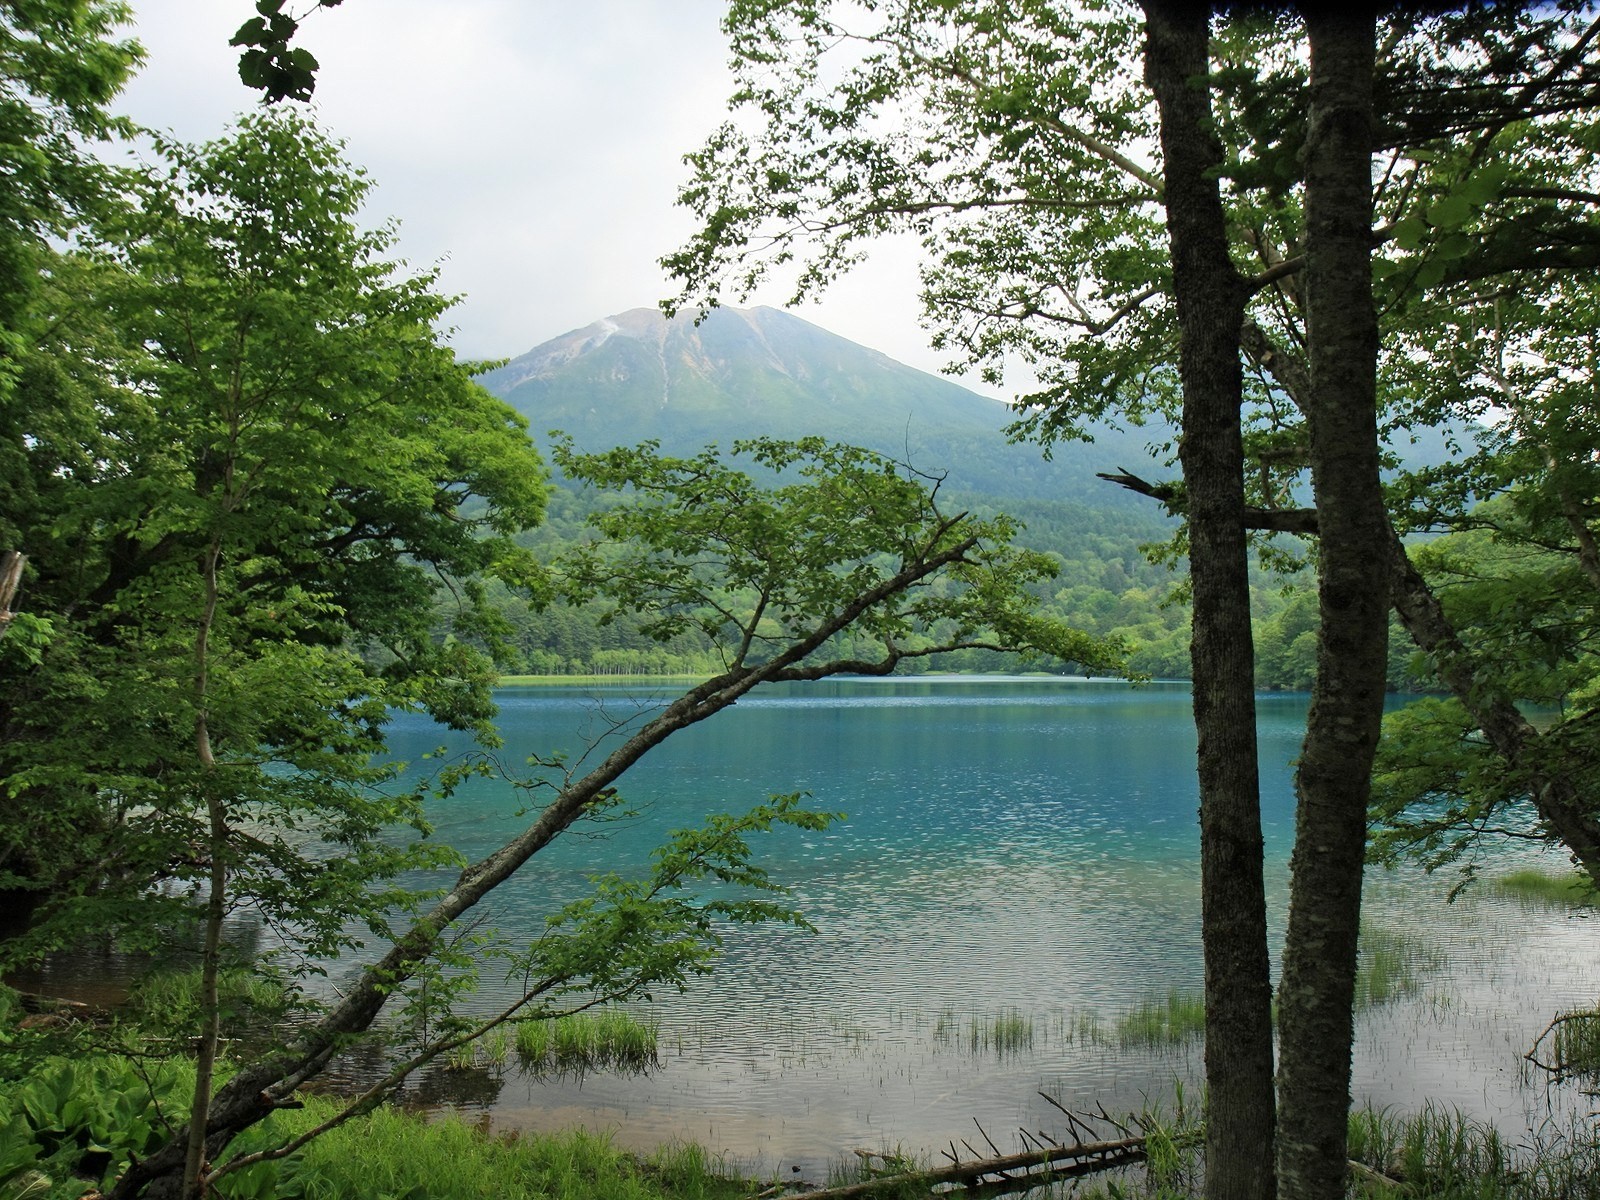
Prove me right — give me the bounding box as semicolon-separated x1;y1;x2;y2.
1275;10;1386;1200
1142;8;1276;1200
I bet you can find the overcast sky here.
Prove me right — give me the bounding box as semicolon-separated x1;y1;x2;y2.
114;1;970;386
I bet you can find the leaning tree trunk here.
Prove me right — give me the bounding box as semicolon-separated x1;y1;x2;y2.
1275;11;1387;1200
1386;535;1600;885
1143;8;1277;1200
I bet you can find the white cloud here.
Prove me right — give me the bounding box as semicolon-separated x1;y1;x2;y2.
111;0;998;392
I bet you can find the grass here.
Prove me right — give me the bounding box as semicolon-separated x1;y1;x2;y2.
124;966;293;1041
1346;1103;1600;1199
1488;867;1593;907
227;1101;747;1200
931;1006;1035;1055
1108;924;1439;1050
513;1008;660;1075
446;1023;514;1070
1353;925;1442;1009
1528;1006;1600;1082
1116;989;1207;1049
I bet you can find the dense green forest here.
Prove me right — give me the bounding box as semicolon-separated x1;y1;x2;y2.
449;474;1425;690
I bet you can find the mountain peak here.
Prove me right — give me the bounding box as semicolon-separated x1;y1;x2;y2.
473;304;1167;503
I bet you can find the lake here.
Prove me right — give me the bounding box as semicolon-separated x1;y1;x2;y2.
357;676;1595;1174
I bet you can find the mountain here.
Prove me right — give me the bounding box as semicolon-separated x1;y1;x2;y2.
475;305;1173;507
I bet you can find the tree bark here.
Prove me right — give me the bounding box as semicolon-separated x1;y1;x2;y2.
1142;9;1276;1200
1275;11;1386;1200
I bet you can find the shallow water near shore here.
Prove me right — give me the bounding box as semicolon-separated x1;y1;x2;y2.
344;677;1599;1175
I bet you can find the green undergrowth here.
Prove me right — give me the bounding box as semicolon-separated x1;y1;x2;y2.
269;1104;741;1200
1489;868;1594;908
0;1050;743;1200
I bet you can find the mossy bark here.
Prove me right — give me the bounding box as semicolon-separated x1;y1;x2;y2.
1143;8;1277;1200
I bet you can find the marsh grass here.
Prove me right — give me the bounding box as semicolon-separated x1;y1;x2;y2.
1537;1007;1600;1080
1489;868;1593;908
445;1023;514;1071
1346;1103;1600;1200
125;966;292;1043
931;1007;1036;1055
979;1008;1034;1054
1116;990;1206;1049
513;1008;660;1075
826;1146;926;1192
1353;925;1442;1010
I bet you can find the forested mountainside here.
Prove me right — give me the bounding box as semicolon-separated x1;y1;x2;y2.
460;306;1428;687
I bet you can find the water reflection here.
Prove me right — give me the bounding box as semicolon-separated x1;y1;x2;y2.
16;678;1598;1176
361;680;1598;1173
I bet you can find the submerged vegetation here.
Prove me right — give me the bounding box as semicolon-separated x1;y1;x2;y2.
1489;869;1594;908
1528;1006;1600;1085
513;1009;661;1075
1116;990;1207;1050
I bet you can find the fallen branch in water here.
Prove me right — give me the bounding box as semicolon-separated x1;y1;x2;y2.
749;1134;1151;1200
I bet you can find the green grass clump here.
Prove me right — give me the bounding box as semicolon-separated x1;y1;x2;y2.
1489;868;1593;908
446;1024;514;1071
514;1009;659;1075
252;1103;745;1200
1116;989;1206;1049
1532;1007;1600;1082
1345;1103;1600;1199
933;1007;1035;1056
1551;1011;1600;1076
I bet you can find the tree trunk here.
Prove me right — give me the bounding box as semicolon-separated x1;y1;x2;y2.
1142;9;1276;1200
1275;11;1386;1200
182;539;226;1200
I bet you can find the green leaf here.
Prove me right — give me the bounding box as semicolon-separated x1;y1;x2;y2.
1457;161;1509;206
1425;193;1474;230
1391;215;1428;251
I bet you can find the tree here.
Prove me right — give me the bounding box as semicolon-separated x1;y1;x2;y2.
0;0;140;387
1270;13;1387;1198
1139;9;1276;1194
667;5;1600;1198
95;430;1115;1199
0;108;552;1199
0;109;546;960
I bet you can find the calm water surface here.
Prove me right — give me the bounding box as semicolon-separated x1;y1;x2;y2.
355;678;1596;1172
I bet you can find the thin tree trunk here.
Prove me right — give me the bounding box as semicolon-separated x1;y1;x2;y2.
1275;11;1385;1200
182;539;227;1200
1142;8;1276;1200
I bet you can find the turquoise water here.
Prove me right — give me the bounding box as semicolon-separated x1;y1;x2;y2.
363;677;1595;1172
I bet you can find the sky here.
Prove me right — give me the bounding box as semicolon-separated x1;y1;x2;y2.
113;1;968;386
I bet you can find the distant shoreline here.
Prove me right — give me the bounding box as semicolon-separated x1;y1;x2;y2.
495;671;1143;686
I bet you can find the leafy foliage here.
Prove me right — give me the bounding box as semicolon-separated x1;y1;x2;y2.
0;110;547;966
